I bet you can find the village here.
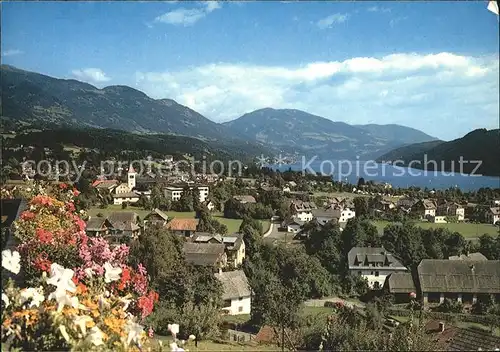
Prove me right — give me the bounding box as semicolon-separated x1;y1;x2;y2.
2;151;500;351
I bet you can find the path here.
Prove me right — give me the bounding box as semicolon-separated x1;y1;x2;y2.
304;297;366;310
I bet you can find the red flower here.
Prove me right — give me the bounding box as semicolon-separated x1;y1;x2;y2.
59;183;68;190
20;211;36;221
118;267;131;290
36;228;53;244
73;189;80;197
33;253;51;272
65;202;76;212
137;291;158;319
72;276;79;285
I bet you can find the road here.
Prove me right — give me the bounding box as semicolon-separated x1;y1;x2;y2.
262;221;292;244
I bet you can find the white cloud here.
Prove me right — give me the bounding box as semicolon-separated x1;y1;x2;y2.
2;49;23;57
72;68;111;83
154;1;221;26
316;13;349;29
367;6;391;13
390;16;408;27
133;52;499;139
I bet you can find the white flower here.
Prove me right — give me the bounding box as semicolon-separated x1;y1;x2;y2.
120;296;132;311
73;315;93;336
48;288;79;312
125;320;144;346
104;262;122;283
188;334;196;340
46;263;76;293
168;323;180;336
84;267;94;278
2;292;10;308
2;249;21;275
170;342;185;352
59;325;71;343
86;326;105;346
19;287;45;308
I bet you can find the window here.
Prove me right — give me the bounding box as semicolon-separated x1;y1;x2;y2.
375;271;379;277
239;297;243;301
238;306;243;312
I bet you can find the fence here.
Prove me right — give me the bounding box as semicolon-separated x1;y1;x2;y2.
386;308;494;325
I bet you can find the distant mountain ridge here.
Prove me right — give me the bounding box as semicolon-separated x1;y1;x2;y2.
2;64;438;161
377;129;500;177
1;64;230;141
223;108;437;160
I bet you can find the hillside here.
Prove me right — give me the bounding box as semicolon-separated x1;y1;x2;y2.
354;124;437;145
377;129;500;176
223;108;436;160
2;127;266;163
0;65;230;141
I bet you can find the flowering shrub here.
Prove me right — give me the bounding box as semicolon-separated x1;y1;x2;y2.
2;185;161;351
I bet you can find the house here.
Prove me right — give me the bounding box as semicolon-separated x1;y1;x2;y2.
144;208;169;227
290;200;317;222
85;217;113;237
347;247;408;290
425;320;500;351
486;207;500;225
215;270;252;315
417;259;500;305
192;233;246;267
92;179;119;192
373;199;396;212
436;202;465;221
112;192;140;205
233;195;257;204
384;272;416;303
448;252;488;261
412;199;437;219
183;242;227;269
164;184;209;203
396;197;418;213
166;218;199;237
106;212;141;244
115;183;131;194
311;209;340;226
284;218;305;233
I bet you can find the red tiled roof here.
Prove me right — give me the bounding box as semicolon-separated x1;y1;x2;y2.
166;218;199;231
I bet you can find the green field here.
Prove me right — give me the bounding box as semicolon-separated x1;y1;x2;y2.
87;206;270;234
374;220;499;239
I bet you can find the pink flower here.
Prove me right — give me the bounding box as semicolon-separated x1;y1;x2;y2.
73;189;80;197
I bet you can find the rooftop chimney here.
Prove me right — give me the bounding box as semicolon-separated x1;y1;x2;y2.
439;322;445;333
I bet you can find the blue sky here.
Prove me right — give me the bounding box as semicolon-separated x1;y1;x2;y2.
2;1;499;140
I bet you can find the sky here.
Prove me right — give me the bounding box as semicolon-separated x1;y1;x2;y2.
2;0;499;140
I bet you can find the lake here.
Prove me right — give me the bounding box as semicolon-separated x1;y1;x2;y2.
271;160;500;191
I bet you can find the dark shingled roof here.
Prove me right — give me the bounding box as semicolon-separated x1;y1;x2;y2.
233;195;257;204
425;320;500;351
448;252;488;261
386;272;416;293
215;270;251;300
418;259;500;294
107;212;140;231
86;217;109;232
348;247;407;270
144;208;169;221
183;243;225;266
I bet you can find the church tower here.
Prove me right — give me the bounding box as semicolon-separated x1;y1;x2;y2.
128;164;136;190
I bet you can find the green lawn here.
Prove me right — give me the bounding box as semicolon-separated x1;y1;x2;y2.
374;220;499;239
88;206;270;235
154;336;279;351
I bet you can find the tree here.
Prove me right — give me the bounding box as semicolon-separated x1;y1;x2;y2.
151;185;170;210
353;197;369;218
196;209;228;234
478;234;500;260
176;186;194;212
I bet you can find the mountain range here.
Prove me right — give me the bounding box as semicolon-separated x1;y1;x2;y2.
1;65;439;161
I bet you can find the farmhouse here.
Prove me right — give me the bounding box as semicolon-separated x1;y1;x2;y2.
183;242;227;269
85;217;114;237
215;270;252;315
192;233;246;267
486;207;500;225
412;199;437;219
166;218;199;238
106;212;141;244
417;259;500;305
435;201;465;221
290;200;317;222
143;208;169;227
284;218;305;233
348;247;408;290
384;272;416;303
